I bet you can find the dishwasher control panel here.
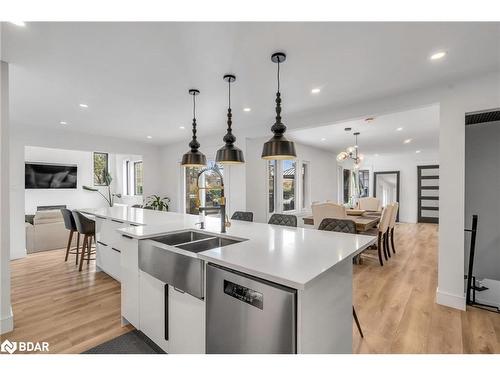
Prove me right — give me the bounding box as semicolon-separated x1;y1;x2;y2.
224;279;263;309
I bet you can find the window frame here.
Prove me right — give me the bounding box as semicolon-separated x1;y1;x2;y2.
134;161;143;196
93;152;109;186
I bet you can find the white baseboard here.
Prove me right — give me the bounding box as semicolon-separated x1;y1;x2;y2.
0;306;14;334
436;287;466;311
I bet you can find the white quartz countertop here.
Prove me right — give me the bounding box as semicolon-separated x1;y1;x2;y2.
81;206;376;290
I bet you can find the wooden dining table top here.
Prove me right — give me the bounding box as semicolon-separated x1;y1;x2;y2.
302;212;380;233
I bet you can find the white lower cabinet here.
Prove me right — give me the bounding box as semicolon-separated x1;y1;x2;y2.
95;242;121;281
139;270;169;353
168;285;205;354
119;235;140;328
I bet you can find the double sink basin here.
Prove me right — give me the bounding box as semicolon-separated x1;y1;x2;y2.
138;230;246;299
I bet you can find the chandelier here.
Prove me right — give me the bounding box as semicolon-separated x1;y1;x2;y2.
336;131;364;169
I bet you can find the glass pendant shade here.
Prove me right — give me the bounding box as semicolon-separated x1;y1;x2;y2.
216;74;245;164
336;151;348;162
182;89;207;167
261;52;297;160
347;146;356;154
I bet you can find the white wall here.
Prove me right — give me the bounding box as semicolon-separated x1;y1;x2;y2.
10;125;164;259
246;137;338;223
0;58;13;334
362;151;439;223
160;134;247;215
24;146;111;214
465;120;500;281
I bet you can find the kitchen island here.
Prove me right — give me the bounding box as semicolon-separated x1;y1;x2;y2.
81;206;376;354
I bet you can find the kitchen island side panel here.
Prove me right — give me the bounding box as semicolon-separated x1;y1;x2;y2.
297;259;352;354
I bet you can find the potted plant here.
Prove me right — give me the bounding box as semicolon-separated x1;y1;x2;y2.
144;195;170;211
83;173;121;207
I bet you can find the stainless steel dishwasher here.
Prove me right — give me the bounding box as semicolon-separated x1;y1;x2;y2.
206;263;297;354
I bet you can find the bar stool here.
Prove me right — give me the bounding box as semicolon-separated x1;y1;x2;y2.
72;210;96;271
61;208;80;264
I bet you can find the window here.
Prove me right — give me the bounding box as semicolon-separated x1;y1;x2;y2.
134;161;143;195
185;161;223;215
359;169;369;198
93;152;109;186
268;160;277;213
343;169;350;203
282;160;296;212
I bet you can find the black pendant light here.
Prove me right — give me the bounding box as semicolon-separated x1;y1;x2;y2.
181;89;207;167
216;74;245;164
261;52;297;160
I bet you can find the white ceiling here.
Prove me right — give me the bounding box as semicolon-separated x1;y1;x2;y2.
288;104;439;156
2;22;499;145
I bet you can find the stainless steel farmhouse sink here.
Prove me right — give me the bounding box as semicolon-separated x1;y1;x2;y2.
139;230;247;299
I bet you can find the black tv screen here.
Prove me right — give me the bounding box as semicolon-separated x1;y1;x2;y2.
25;162;78;189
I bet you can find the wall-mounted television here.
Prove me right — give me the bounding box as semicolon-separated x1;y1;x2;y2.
25;162;78;189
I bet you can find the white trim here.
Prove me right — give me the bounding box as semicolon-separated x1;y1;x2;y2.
0;306;14;334
436;287;466;311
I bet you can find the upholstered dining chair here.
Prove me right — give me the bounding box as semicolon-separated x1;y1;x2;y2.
317;217;364;338
388;202;399;254
72;211;96;271
376;205;393;266
231;211;254;222
61;208;80;264
357;197;381;212
311;202;347;229
268;213;297;227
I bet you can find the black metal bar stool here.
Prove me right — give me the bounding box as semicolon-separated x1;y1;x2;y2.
61;208;80;264
72;210;96;272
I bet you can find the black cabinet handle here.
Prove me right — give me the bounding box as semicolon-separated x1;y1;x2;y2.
112;219;124;224
130;223;140;227
164;285;169;341
122;234;133;239
95;215;106;220
111;247;121;253
96;241;107;247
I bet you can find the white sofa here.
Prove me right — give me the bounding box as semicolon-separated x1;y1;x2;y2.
25;209;75;253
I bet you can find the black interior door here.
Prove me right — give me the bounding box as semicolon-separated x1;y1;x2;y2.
417;165;439;224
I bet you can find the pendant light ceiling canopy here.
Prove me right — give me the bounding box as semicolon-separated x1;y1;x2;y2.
261;52;297;160
181;89;207;167
216;74;245;164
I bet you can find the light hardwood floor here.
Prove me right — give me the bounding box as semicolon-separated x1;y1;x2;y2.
1;223;499;354
353;223;500;353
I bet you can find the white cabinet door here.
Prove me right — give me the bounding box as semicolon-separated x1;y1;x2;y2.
139;270;169;353
168;286;205;354
95;242;121;281
118;235;139;328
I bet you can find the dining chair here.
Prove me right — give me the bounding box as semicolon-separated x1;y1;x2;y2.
357;197;381;212
317;217;364;338
377;205;393;265
61;208;80;264
72;210;96;271
268;213;297;227
388;202;399;254
312;202;346;229
231;211;254;222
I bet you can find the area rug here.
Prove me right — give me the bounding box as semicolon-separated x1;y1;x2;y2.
83;330;165;354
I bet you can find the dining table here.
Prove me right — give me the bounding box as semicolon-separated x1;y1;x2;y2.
302;211;381;232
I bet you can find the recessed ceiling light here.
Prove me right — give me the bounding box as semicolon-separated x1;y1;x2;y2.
416;150;421;154
311;88;321;94
404;138;412;144
396;127;403;131
179;126;185;130
430;51;447;60
243;108;251;112
9;21;25;27
147;135;152;139
321;138;326;141
59;121;67;125
79;103;88;108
